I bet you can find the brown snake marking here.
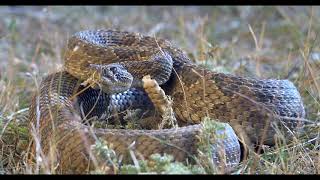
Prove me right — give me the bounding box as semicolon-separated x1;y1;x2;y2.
28;29;306;173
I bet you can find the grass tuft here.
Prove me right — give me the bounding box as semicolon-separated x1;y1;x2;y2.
0;6;319;174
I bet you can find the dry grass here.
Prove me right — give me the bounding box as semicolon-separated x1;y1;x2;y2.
0;6;319;174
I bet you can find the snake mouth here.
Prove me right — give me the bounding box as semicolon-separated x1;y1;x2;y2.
101;75;133;93
100;79;132;94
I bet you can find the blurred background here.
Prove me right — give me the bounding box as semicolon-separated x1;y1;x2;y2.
0;6;319;173
1;6;319;118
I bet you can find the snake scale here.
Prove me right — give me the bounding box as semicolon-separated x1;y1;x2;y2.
28;29;306;174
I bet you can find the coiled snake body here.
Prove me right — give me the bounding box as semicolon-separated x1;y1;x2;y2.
28;30;306;173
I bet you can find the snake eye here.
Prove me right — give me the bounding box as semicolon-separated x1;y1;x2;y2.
110;66;118;74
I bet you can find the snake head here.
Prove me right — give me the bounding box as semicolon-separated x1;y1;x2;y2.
90;63;133;94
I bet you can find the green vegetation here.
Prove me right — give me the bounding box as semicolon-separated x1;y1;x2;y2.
0;6;319;174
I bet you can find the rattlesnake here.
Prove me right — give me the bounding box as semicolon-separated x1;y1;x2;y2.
28;29;306;174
